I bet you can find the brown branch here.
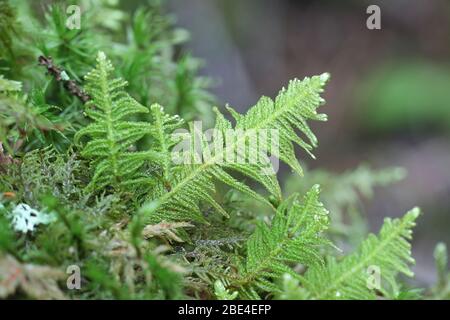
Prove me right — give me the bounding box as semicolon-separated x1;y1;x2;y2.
0;142;14;173
38;56;91;104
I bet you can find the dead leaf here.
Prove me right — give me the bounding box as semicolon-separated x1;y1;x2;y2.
143;221;193;243
0;254;67;299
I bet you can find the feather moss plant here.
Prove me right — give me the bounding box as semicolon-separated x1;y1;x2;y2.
74;52;161;192
0;0;446;300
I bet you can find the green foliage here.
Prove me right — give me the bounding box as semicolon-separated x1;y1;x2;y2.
0;1;19;64
0;0;213;156
141;73;329;225
214;280;238;300
231;186;331;299
274;274;308;300
301;208;420;299
285;164;407;244
0;148;85;206
431;242;450;299
0;75;67;155
285;164;407;216
0;0;444;301
75;52;160;192
0;211;15;254
39;4;100;78
144;251;185;299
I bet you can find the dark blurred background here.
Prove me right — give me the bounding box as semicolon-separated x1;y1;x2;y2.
164;0;450;284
